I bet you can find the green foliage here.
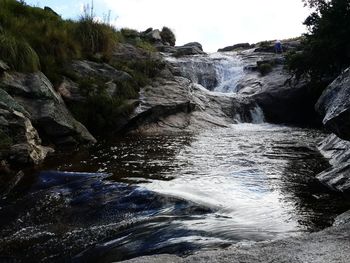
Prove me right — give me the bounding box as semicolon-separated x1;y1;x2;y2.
160;27;176;46
287;0;350;84
0;129;12;150
74;16;118;60
0;33;40;72
258;63;273;76
68;78;136;134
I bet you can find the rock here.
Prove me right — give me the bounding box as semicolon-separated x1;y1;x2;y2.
70;60;132;83
183;42;203;51
315;67;350;140
1;72;96;146
234;52;320;126
218;43;252;52
156;45;177;53
57;77;86;102
0;89;53;165
317;162;350;193
144;29;163;43
166;55;218;90
121;212;350;263
173;43;206;57
317;134;350;193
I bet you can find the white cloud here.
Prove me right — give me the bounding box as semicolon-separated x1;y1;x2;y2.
103;0;310;52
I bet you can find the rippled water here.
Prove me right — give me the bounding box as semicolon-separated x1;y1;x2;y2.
1;124;349;262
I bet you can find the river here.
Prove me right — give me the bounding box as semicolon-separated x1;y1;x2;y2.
0;52;349;263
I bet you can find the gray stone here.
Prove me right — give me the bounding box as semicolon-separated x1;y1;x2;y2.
1;72;96;146
317;134;350;193
316;67;350;140
121;212;350;263
144;29;162;43
0;91;53;165
183;42;203;51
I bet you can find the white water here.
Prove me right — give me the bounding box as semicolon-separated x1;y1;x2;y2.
210;52;244;93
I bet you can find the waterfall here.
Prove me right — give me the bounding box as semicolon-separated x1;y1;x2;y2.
165;55;218;90
210;52;244;93
164;52;265;124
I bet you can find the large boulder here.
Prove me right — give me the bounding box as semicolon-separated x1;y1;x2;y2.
317;134;350;193
0;89;53;165
316;67;350;140
174;43;206;57
0;72;96;146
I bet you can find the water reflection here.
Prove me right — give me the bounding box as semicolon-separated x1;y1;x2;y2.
0;124;349;262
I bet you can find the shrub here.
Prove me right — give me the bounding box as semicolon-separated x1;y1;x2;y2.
74;17;118;59
258;63;273;76
0;33;40;72
0;129;12;150
160;26;176;46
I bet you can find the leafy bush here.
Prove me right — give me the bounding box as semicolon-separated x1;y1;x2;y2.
0;33;40;72
258;63;273;76
68;78;137;134
287;0;350;84
160;27;176;46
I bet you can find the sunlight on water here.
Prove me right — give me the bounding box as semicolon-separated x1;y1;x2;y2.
1;123;349;262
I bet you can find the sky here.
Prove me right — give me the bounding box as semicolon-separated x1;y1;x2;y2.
25;0;311;52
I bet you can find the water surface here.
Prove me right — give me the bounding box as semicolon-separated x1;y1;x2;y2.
0;124;349;262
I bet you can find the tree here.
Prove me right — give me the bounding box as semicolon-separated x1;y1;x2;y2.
288;0;350;85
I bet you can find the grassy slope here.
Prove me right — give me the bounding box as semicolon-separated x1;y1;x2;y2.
0;0;166;135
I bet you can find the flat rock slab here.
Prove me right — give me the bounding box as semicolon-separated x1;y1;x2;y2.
121;216;350;263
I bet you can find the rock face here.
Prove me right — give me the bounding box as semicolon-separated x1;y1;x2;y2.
0;89;53;165
317;134;350;193
235;51;320;126
174;43;206;57
0;72;96;147
124;75;259;134
165;55;218;90
316;67;350;140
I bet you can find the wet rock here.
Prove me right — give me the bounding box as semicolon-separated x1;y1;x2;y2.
121;211;350;263
317;134;350;193
235;52;319;125
316;67;350;140
166;55;218;90
218;43;252;52
0;72;96;146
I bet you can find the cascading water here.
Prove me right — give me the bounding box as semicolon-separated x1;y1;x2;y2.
165;51;264;124
210;52;244;93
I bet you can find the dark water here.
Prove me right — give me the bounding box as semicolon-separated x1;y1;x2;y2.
1;124;349;262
